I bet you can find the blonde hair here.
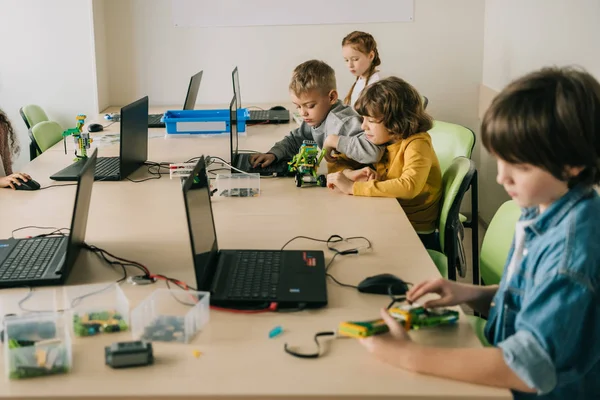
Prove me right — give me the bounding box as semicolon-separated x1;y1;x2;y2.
289;60;337;97
342;31;381;105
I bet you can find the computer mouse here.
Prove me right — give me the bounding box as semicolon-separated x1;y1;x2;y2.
14;178;40;191
270;105;287;111
88;123;104;132
357;273;409;295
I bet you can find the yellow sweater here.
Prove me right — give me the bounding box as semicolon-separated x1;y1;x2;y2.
352;133;442;232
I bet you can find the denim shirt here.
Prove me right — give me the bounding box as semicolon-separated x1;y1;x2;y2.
485;185;600;399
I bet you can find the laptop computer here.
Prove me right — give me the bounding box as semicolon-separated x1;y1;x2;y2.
182;156;327;310
231;67;290;124
50;96;149;182
228;96;290;177
0;149;97;288
148;70;203;128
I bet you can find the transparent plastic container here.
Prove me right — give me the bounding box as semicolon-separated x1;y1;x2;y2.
64;282;129;337
4;312;72;380
131;289;210;343
215;173;260;197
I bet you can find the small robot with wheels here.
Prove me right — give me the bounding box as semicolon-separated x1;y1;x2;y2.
287;140;326;188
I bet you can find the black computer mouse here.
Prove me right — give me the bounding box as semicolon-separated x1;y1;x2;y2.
357;273;409;295
88;123;104;132
270;105;287;111
14;177;40;191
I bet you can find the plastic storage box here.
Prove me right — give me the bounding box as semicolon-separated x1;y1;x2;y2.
3;312;72;380
64;282;130;337
131;289;210;343
215;173;260;197
163;107;249;135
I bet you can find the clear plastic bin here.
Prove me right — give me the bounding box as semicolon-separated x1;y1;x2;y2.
64;282;129;337
215;173;260;197
3;312;72;380
131;289;210;343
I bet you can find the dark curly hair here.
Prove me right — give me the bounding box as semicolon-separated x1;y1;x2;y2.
354;76;433;140
0;108;20;175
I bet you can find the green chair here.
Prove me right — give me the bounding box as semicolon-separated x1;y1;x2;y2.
428;120;478;280
20;105;50;160
426;157;477;280
468;200;521;346
428;120;475;175
30;121;64;153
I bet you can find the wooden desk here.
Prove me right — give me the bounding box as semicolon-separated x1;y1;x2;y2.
0;109;509;399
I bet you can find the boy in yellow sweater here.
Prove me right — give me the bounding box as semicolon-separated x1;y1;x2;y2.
326;77;442;233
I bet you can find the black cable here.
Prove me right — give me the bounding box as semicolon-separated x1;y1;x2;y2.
126;161;168;183
11;226;70;239
38;183;78;190
280;236;334;251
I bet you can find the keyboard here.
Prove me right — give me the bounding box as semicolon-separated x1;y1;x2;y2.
236;153;287;176
96;157;120;178
148;114;165;128
249;110;270;120
226;251;282;300
0;237;63;282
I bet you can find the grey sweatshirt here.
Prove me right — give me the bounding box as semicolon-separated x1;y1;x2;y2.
267;100;384;164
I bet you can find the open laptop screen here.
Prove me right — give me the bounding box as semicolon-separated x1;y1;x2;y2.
229;96;238;163
182;157;219;291
232;67;242;108
183;70;203;111
120;96;149;178
64;149;97;277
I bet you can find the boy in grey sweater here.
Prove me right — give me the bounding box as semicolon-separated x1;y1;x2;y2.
250;60;384;169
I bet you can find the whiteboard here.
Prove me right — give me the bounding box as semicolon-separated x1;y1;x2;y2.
171;0;414;28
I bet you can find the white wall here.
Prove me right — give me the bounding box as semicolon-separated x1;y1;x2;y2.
93;0;110;112
0;0;99;170
479;0;600;222
101;0;485;133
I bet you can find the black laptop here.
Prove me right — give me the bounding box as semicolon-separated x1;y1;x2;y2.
51;96;149;181
232;67;290;124
148;70;203;128
182;156;327;310
0;150;97;288
228;96;290;177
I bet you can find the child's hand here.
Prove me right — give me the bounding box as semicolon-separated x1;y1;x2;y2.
343;167;378;182
323;135;341;162
359;308;413;364
0;173;31;189
407;278;473;308
249;153;276;168
327;171;354;194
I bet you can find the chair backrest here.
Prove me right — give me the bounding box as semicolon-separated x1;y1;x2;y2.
480;200;521;285
31;121;64;153
20;104;49;129
428;120;475;174
437;157;476;253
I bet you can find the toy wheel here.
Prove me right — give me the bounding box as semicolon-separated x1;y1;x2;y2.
317;174;326;187
295;173;302;187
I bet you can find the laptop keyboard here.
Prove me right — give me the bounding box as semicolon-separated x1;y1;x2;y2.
249;110;269;120
0;237;63;282
96;157;120;178
148;114;164;126
238;153;286;175
226;251;282;300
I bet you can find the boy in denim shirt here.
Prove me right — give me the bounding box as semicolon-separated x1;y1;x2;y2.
250;60;383;169
359;67;600;399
